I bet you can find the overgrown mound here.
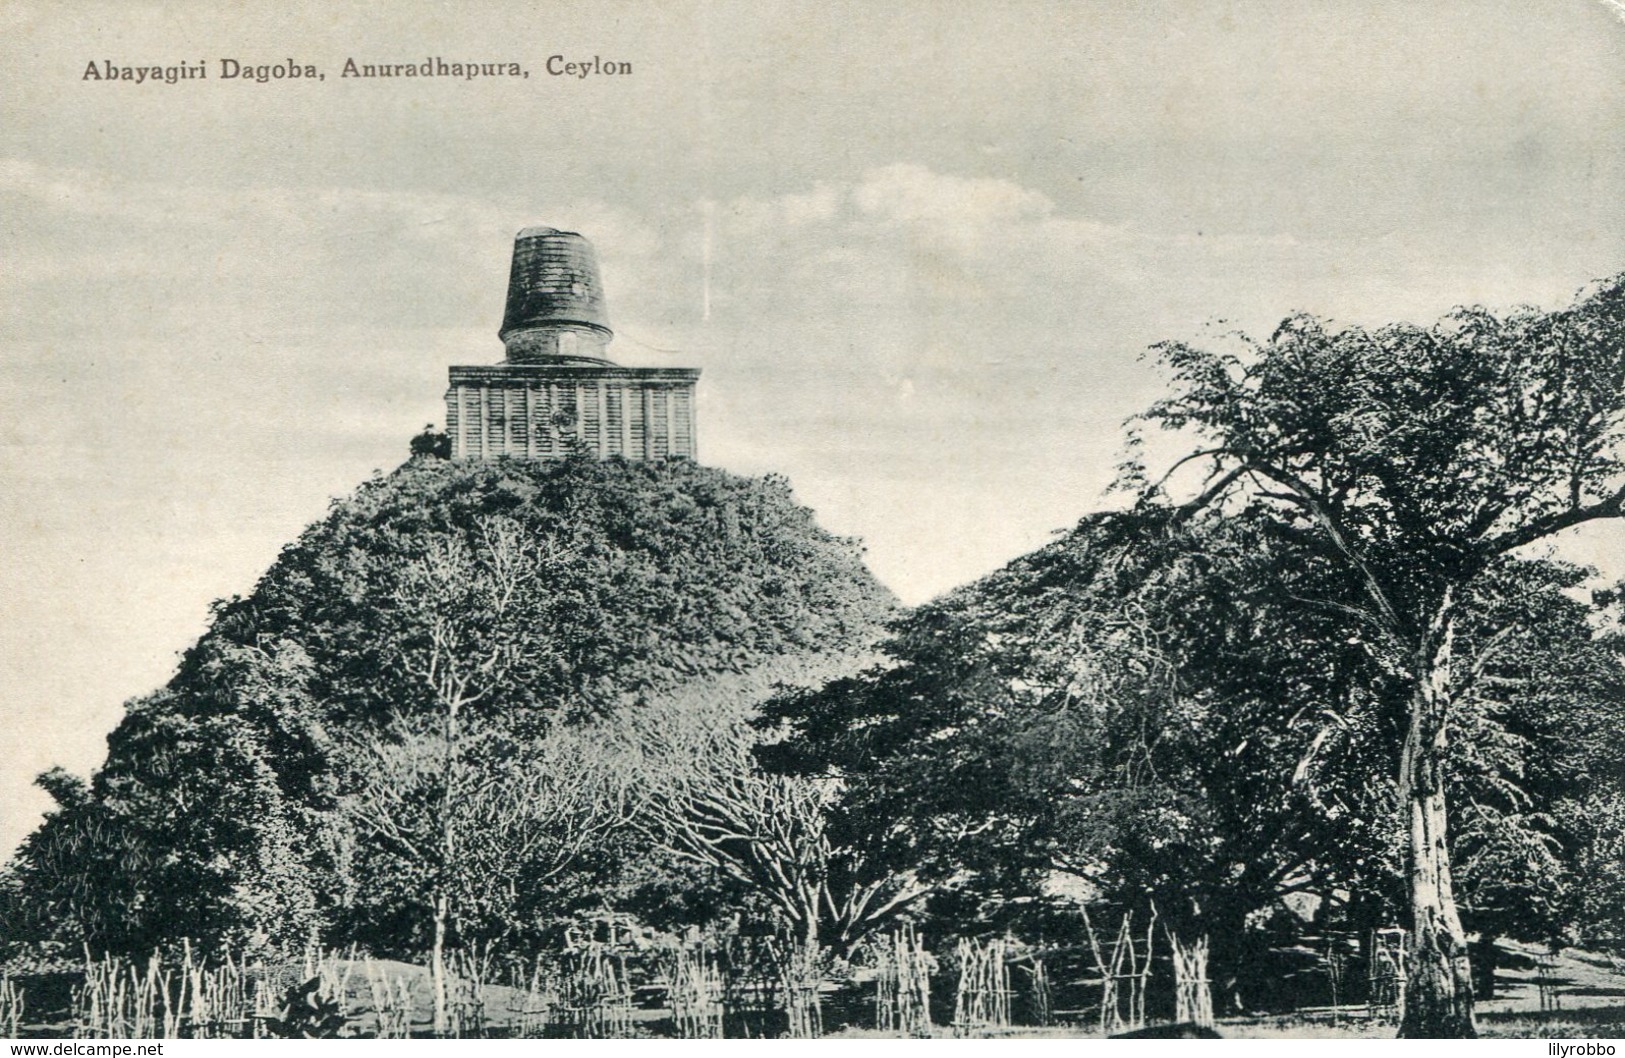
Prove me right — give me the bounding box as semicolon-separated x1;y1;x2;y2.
241;454;892;708
4;455;895;956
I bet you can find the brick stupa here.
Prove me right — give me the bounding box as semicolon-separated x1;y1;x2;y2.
445;228;699;460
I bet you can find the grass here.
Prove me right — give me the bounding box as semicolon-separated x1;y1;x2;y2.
6;937;1623;1039
73;945;286;1039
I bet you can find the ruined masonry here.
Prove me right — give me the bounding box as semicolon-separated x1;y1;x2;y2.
446;227;699;460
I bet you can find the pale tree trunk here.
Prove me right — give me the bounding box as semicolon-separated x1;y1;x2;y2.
1397;603;1476;1038
432;691;461;1037
432;891;449;1036
786;912;823;1039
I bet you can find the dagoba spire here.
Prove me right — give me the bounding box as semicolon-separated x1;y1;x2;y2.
444;228;699;461
498;227;614;364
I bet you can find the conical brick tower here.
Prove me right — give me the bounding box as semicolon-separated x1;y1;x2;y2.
445;228;699;460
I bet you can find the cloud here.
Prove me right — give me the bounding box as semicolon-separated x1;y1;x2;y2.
0;158;686;346
853;163;1053;229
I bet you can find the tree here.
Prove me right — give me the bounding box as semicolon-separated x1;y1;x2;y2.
342;516;554;1034
633;703;927;955
409;425;451;459
760;510;1405;1002
346;717;638;952
1130;276;1625;1035
1565;789;1625;946
1541;580;1625;951
6;701;322;955
3;637;335;957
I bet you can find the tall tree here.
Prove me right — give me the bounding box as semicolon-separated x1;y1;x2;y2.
342;516;554;1034
6;700;323;955
1131;275;1625;1036
760;510;1403;997
634;701;927;955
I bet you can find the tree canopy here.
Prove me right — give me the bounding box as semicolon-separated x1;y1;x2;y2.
4;455;895;958
760;275;1625;1034
1130;275;1625;1036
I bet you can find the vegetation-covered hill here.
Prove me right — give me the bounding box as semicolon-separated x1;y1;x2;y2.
3;455;896;957
255;453;895;705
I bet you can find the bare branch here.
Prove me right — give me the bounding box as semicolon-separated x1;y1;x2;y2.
1480;481;1625;556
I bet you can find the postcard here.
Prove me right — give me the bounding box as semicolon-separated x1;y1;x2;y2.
3;0;1623;1042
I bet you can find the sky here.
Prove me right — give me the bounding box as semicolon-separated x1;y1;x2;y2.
2;0;1623;858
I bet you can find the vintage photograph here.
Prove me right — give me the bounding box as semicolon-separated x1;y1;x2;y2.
2;0;1624;1041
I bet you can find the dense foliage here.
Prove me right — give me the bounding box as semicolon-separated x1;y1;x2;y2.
1129;275;1625;1037
3;455;895;958
5;275;1623;1039
760;276;1625;1031
761;509;1625;998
